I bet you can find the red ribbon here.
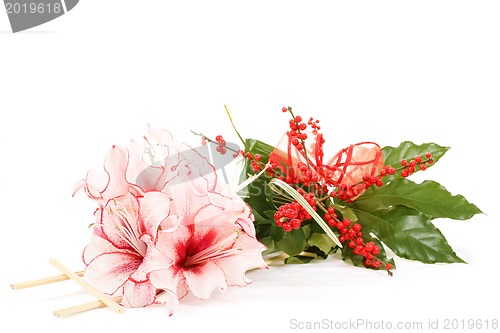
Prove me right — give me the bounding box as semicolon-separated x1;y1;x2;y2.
269;131;384;199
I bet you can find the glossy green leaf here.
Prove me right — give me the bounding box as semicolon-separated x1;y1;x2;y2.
352;205;465;263
245;138;275;163
270;223;285;242
285;255;317;264
333;204;358;223
276;227;307;257
253;209;272;226
354;179;482;220
259;236;277;256
307;232;336;256
248;178;275;215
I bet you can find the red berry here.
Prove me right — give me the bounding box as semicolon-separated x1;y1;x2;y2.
425;152;432;159
291;219;301;229
372;246;380;255
401;169;409;178
215;135;223;142
348;241;356;248
353;223;362;232
295;115;302;122
401;159;407;167
385;263;393;270
354;245;364;254
282;107;288;112
415;155;422;163
420;164;427;171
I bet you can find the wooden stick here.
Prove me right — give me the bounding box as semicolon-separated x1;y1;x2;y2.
48;258;124;314
53;296;123;317
10;271;84;290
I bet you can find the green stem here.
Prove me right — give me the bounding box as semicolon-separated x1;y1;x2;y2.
224;105;253;155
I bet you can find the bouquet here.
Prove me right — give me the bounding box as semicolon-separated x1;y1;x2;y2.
11;106;481;316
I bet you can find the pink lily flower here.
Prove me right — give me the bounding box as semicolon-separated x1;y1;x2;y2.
83;191;174;307
75;127;267;314
149;177;268;314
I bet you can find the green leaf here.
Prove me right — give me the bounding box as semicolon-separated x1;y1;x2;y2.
245;138;275;162
259;236;277;255
382;141;449;183
253;209;272;226
248;178;275;215
285;255;317;264
333;204;358;223
352;205;465;264
241;139;276;208
354;179;482;220
263;210;277;221
276;228;307;257
308;232;336;256
270;223;285;242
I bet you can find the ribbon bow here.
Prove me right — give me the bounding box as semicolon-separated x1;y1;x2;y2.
269;131;384;201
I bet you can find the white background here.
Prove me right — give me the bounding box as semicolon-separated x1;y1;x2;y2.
1;1;499;332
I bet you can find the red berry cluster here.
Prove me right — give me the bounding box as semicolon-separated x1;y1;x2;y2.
331;184;363;201
274;189;316;232
400;152;433;178
295;162;319;186
324;208;393;273
214;135;227;155
246;152;262;172
288;115;308;151
307;117;321;135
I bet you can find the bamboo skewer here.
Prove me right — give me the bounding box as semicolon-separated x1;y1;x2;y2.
10;271;84;290
53;296;123;317
12;255;279;317
48;258;125;314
